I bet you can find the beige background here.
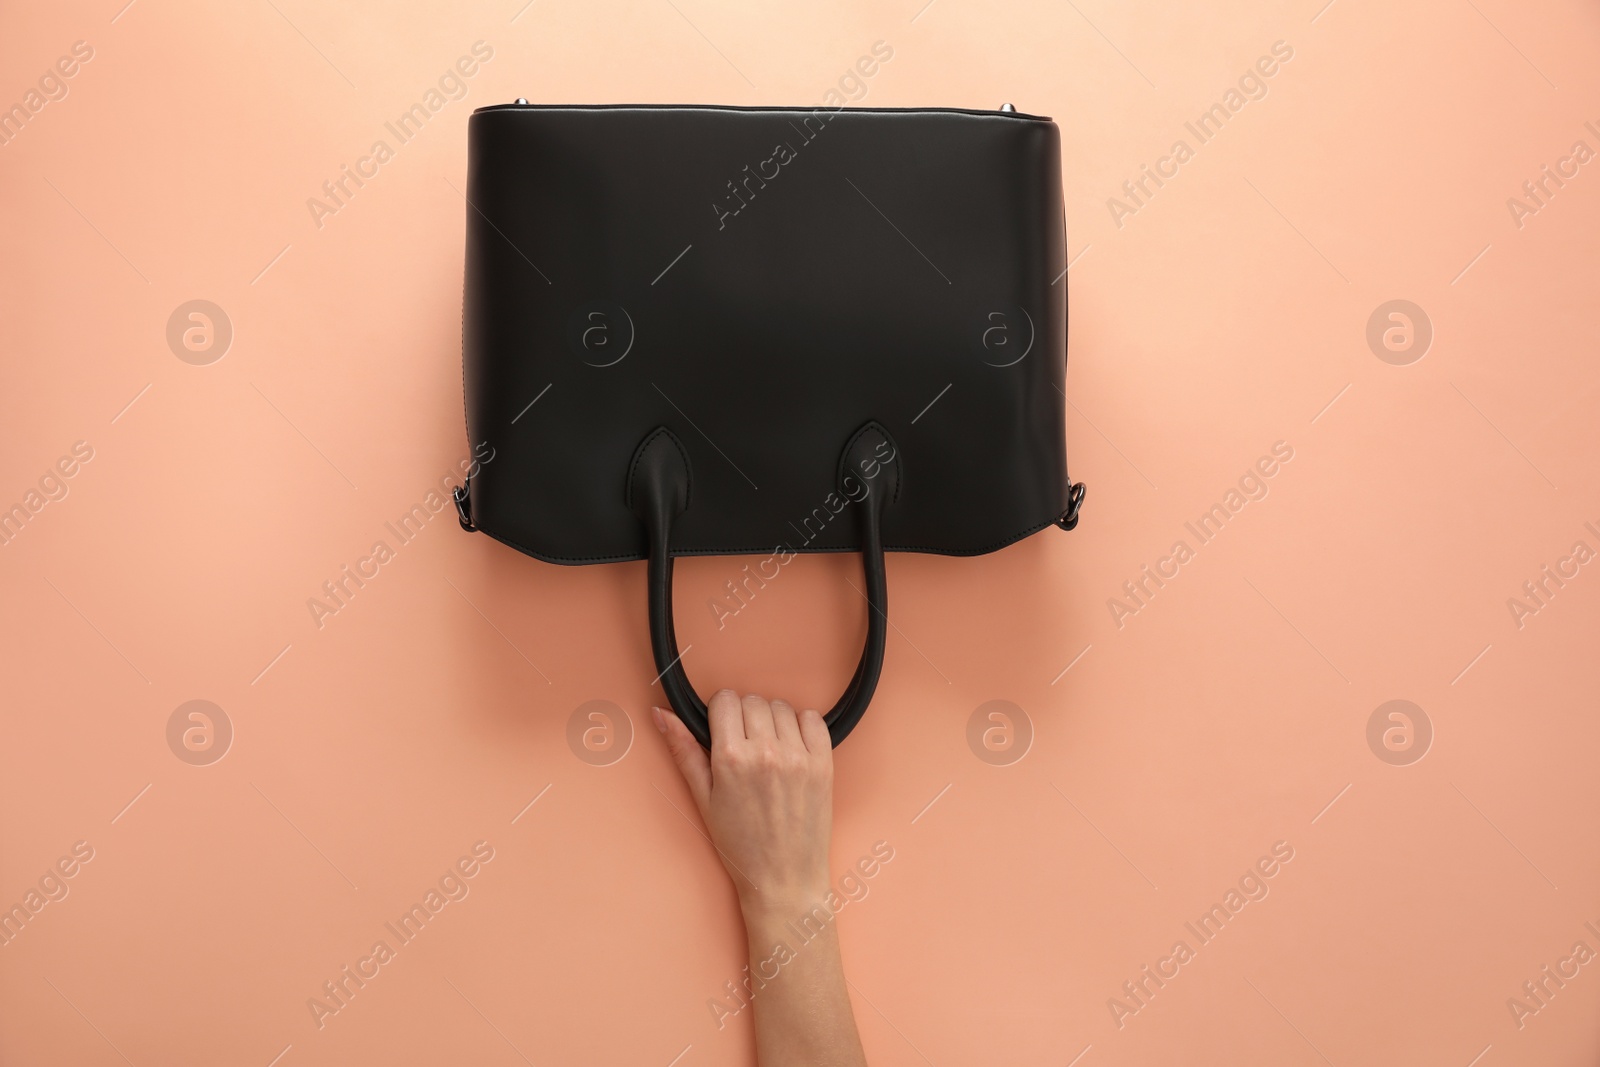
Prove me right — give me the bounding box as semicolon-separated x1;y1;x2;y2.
2;0;1598;1063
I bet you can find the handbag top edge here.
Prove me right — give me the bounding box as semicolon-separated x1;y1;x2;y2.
471;102;1053;121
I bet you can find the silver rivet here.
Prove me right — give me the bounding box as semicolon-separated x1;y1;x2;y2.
515;97;528;105
1000;102;1016;112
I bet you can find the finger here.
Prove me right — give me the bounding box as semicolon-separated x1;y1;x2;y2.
654;706;712;816
707;688;744;747
798;707;833;757
741;692;776;740
770;699;803;747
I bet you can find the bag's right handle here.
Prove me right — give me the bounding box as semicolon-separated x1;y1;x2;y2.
629;421;899;749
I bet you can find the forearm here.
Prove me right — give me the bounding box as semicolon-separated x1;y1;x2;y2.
743;897;867;1067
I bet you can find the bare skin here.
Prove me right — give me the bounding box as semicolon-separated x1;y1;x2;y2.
654;690;868;1067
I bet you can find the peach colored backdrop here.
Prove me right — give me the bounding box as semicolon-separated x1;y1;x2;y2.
3;1;1598;1064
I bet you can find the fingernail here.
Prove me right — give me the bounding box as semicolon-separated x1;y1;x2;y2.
651;706;667;733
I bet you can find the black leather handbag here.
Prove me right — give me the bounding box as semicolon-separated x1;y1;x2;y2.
455;103;1084;747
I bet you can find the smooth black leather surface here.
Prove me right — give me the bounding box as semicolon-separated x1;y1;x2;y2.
461;104;1072;562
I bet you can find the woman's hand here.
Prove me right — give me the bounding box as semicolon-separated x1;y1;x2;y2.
654;690;868;1067
653;690;834;920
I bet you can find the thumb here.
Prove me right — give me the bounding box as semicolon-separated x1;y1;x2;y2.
654;706;712;816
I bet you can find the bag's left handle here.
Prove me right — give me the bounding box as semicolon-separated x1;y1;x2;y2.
629;422;898;749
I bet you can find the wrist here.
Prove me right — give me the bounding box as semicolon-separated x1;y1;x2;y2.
738;884;832;932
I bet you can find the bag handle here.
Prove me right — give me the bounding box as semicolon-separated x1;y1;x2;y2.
628;421;899;749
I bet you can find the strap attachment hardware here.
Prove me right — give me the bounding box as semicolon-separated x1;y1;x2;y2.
454;476;476;532
1055;481;1087;532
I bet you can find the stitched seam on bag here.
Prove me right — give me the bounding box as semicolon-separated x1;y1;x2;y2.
471;515;1060;566
840;421;901;505
625;426;693;514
